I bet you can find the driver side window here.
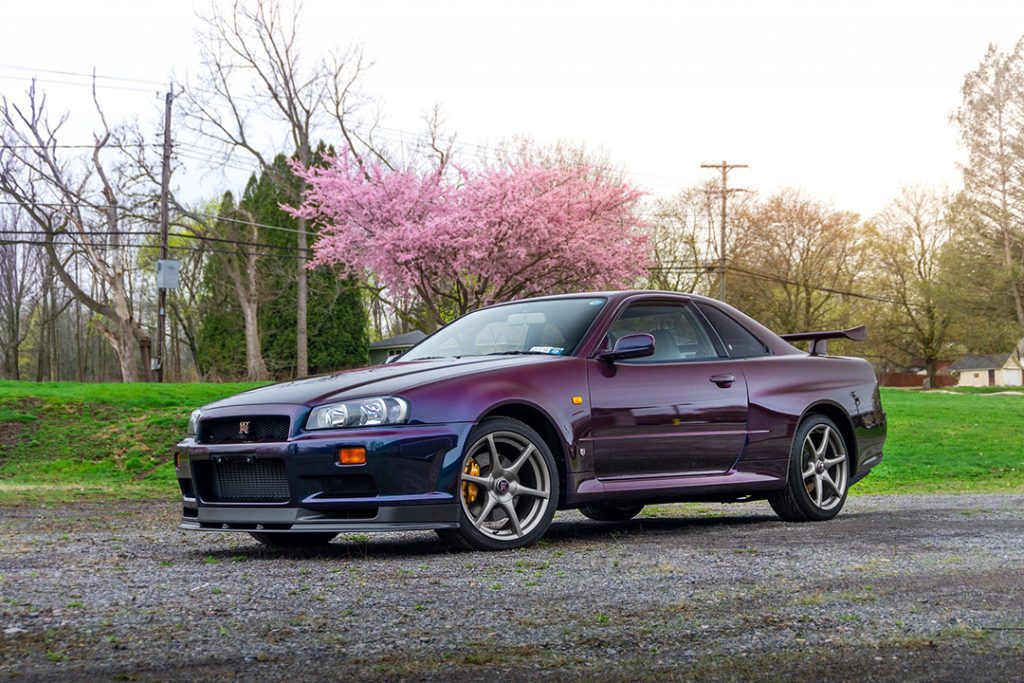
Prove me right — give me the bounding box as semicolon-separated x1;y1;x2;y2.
607;303;719;363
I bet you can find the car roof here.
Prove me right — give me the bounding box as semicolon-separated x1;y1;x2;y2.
478;290;800;356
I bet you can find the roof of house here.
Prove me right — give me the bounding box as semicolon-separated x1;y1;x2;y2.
369;330;427;349
950;353;1013;371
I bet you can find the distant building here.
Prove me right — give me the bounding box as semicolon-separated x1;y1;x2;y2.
950;350;1023;387
368;330;427;365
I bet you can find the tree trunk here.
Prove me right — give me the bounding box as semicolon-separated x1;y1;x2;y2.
240;296;269;381
926;359;938;390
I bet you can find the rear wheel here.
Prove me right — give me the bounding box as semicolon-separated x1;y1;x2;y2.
578;502;645;522
249;532;337;549
768;414;850;522
437;417;559;551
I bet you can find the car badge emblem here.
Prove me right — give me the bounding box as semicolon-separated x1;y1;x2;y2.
496;479;510;494
239;421;250;437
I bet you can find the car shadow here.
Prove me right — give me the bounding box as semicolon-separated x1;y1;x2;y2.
191;511;779;561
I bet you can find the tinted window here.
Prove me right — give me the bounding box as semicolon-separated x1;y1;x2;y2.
607;304;718;362
696;304;770;358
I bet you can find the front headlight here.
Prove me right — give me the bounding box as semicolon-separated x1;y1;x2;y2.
306;397;409;430
186;409;202;437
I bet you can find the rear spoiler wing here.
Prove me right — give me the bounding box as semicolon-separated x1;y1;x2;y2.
779;325;867;356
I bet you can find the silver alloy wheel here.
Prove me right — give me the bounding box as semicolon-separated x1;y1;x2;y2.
800;424;848;510
459;431;552;542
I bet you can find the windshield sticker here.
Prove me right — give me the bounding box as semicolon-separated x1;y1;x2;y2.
529;346;564;355
589;299;604;306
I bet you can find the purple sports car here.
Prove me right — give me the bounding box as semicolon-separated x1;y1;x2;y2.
175;291;886;551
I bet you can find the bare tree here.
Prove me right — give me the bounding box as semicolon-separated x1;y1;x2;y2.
0;207;43;379
645;181;728;294
953;38;1024;346
0;81;153;381
729;189;866;334
183;0;380;378
868;187;955;386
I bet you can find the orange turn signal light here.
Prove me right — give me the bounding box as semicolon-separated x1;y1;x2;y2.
338;447;366;465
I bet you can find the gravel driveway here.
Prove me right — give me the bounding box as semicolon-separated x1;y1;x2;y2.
2;494;1023;682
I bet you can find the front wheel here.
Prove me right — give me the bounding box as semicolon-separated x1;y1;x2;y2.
249;532;337;549
768;414;850;522
437;417;559;551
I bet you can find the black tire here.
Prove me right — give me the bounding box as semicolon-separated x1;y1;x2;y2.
578;502;645;522
437;417;559;551
249;532;337;549
768;414;850;522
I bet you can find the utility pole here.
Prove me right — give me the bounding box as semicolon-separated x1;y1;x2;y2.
155;85;174;382
700;160;748;302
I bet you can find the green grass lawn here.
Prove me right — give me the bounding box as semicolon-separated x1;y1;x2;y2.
854;388;1024;494
0;382;1021;504
0;380;265;504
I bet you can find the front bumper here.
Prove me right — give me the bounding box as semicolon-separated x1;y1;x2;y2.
176;406;472;534
179;501;459;533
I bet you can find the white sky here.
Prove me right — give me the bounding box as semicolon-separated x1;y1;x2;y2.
3;0;1024;217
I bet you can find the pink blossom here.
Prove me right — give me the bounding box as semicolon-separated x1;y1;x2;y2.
289;152;650;327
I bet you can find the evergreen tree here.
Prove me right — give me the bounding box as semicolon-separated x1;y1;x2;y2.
195;192;247;378
198;151;369;378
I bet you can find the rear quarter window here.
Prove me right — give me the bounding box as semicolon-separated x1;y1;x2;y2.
696;303;770;358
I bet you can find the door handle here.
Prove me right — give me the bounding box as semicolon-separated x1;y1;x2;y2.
709;373;735;388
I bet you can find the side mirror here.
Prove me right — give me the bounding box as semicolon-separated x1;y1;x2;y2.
599;333;655;362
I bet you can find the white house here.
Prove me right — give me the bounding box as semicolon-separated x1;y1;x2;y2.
950;350;1024;387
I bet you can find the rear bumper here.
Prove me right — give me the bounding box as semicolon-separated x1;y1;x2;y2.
175;416;473;534
851;407;886;485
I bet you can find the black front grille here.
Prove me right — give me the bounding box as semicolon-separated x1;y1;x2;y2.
198;416;290;444
210;459;289;502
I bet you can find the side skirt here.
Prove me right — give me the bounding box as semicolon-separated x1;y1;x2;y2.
567;460;788;506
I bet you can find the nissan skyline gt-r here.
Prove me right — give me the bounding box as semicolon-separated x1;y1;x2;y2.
175;290;886;551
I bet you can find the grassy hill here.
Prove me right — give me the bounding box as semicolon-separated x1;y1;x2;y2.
0;380;264;503
0;382;1021;504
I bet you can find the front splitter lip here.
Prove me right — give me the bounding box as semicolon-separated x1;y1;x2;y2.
180;501;460;533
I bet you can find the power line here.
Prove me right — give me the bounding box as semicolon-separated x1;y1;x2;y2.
0;63;165;87
0;237;308;261
2;143;159;150
1;62;721;194
0;228;311;255
0;74;160;95
652;261;901;306
0;200;313;237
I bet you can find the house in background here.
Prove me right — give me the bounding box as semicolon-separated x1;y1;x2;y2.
950;350;1024;387
368;330;427;365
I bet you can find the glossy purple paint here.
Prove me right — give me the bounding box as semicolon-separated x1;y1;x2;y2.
175;290;886;536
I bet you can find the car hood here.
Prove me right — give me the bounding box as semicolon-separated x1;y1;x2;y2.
202;355;564;409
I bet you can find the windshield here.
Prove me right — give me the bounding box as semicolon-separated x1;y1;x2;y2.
402;297;608;361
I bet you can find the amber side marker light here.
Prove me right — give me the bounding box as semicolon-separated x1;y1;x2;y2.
338;447;367;465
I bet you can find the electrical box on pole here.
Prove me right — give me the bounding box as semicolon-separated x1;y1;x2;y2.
156;259;180;290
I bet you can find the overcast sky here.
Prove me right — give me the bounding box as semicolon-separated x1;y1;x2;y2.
4;0;1024;217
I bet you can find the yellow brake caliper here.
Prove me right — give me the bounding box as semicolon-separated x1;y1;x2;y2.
463;458;481;504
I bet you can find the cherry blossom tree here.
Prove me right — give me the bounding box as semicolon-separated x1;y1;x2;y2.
291;153;649;330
